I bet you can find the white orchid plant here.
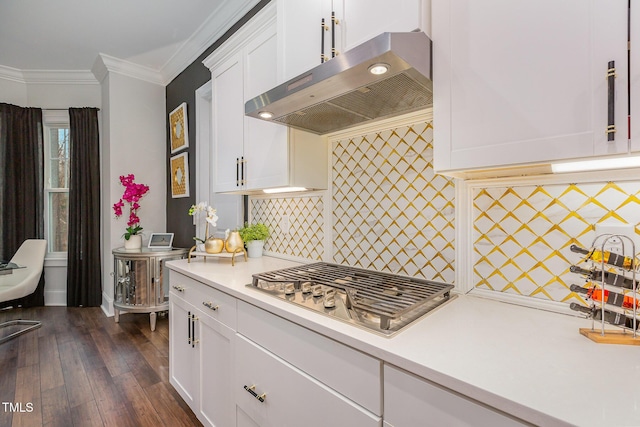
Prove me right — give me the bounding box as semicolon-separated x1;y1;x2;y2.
188;202;219;243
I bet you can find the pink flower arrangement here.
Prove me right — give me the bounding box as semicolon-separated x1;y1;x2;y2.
113;174;150;240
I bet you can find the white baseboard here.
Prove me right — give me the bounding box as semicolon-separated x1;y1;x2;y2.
101;291;114;317
44;290;66;306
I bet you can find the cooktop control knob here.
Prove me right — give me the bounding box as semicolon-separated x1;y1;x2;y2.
284;283;295;295
323;289;337;308
301;282;312;294
312;285;323;297
324;294;336;308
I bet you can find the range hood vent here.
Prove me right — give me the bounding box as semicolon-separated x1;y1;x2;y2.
245;32;432;135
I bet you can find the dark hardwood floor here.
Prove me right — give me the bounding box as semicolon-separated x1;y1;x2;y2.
0;306;202;427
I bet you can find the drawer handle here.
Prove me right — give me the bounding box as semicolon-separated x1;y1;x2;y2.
203;301;219;311
244;385;266;403
172;285;185;292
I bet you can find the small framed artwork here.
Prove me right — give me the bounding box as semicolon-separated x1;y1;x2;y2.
170;152;190;198
148;233;174;249
170;102;189;154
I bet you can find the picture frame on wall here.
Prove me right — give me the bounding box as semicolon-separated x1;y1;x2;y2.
169;102;189;153
170;152;190;198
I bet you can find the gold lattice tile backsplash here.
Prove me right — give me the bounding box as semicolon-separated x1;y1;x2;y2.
249;118;640;307
473;181;640;303
332;121;456;283
250;196;324;261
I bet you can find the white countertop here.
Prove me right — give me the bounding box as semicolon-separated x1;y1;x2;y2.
167;256;640;427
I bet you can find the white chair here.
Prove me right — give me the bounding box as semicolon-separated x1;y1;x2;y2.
0;239;47;344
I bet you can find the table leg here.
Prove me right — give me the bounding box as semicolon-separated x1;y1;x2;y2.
114;308;120;323
150;312;157;331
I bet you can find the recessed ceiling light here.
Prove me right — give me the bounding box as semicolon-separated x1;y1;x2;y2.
259;111;273;119
368;63;389;75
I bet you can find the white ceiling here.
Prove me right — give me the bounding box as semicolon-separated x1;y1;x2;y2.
0;0;261;80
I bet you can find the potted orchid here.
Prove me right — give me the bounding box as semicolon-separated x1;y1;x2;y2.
188;202;219;251
113;174;150;249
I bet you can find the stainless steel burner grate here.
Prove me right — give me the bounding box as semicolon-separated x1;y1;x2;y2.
251;262;454;326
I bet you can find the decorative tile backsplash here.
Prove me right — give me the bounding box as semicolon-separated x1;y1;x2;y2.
472;181;640;304
249;117;640;308
331;121;456;283
250;195;324;261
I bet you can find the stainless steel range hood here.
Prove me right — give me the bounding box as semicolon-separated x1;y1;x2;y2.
245;31;432;135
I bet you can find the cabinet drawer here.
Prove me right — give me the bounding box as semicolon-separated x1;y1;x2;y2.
237;301;381;415
384;365;528;427
169;271;236;329
235;334;381;427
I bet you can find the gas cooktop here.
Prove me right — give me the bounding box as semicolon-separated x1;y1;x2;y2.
247;262;455;337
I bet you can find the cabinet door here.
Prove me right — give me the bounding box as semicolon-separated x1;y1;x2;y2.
244;22;289;190
198;308;236;427
213;52;245;192
278;0;334;82
433;0;628;173
235;335;381;427
169;294;198;408
342;0;425;51
384;365;527;427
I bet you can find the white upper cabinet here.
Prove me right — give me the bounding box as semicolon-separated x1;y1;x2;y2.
342;0;427;51
243;21;291;191
278;0;428;83
277;0;333;82
433;0;629;174
212;52;244;193
204;3;327;194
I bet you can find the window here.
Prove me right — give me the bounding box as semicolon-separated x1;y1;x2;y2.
43;111;70;255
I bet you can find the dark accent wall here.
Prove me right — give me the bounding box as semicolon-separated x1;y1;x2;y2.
165;0;270;249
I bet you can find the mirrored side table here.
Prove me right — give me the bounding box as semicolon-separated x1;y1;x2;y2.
112;247;189;331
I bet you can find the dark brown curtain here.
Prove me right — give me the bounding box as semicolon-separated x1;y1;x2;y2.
67;107;102;307
0;103;45;307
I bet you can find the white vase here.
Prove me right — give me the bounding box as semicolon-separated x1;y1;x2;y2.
124;234;142;250
246;240;264;258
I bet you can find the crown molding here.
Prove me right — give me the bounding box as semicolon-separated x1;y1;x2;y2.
0;64;97;85
161;0;262;84
1;0;261;87
92;53;164;85
0;65;25;83
22;70;97;85
203;1;276;70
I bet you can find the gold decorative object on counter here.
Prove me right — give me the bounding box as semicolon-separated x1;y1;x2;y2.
224;230;244;253
188;229;247;266
205;236;224;254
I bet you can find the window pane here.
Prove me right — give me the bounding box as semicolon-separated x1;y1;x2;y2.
48;127;69;189
49;192;69;252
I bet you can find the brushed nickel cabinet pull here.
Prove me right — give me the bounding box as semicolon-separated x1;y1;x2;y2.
172;285;185;292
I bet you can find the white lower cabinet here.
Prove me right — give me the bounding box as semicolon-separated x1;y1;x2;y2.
168;270;533;427
169;272;236;427
235;300;381;427
383;365;528;427
235;334;380;427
